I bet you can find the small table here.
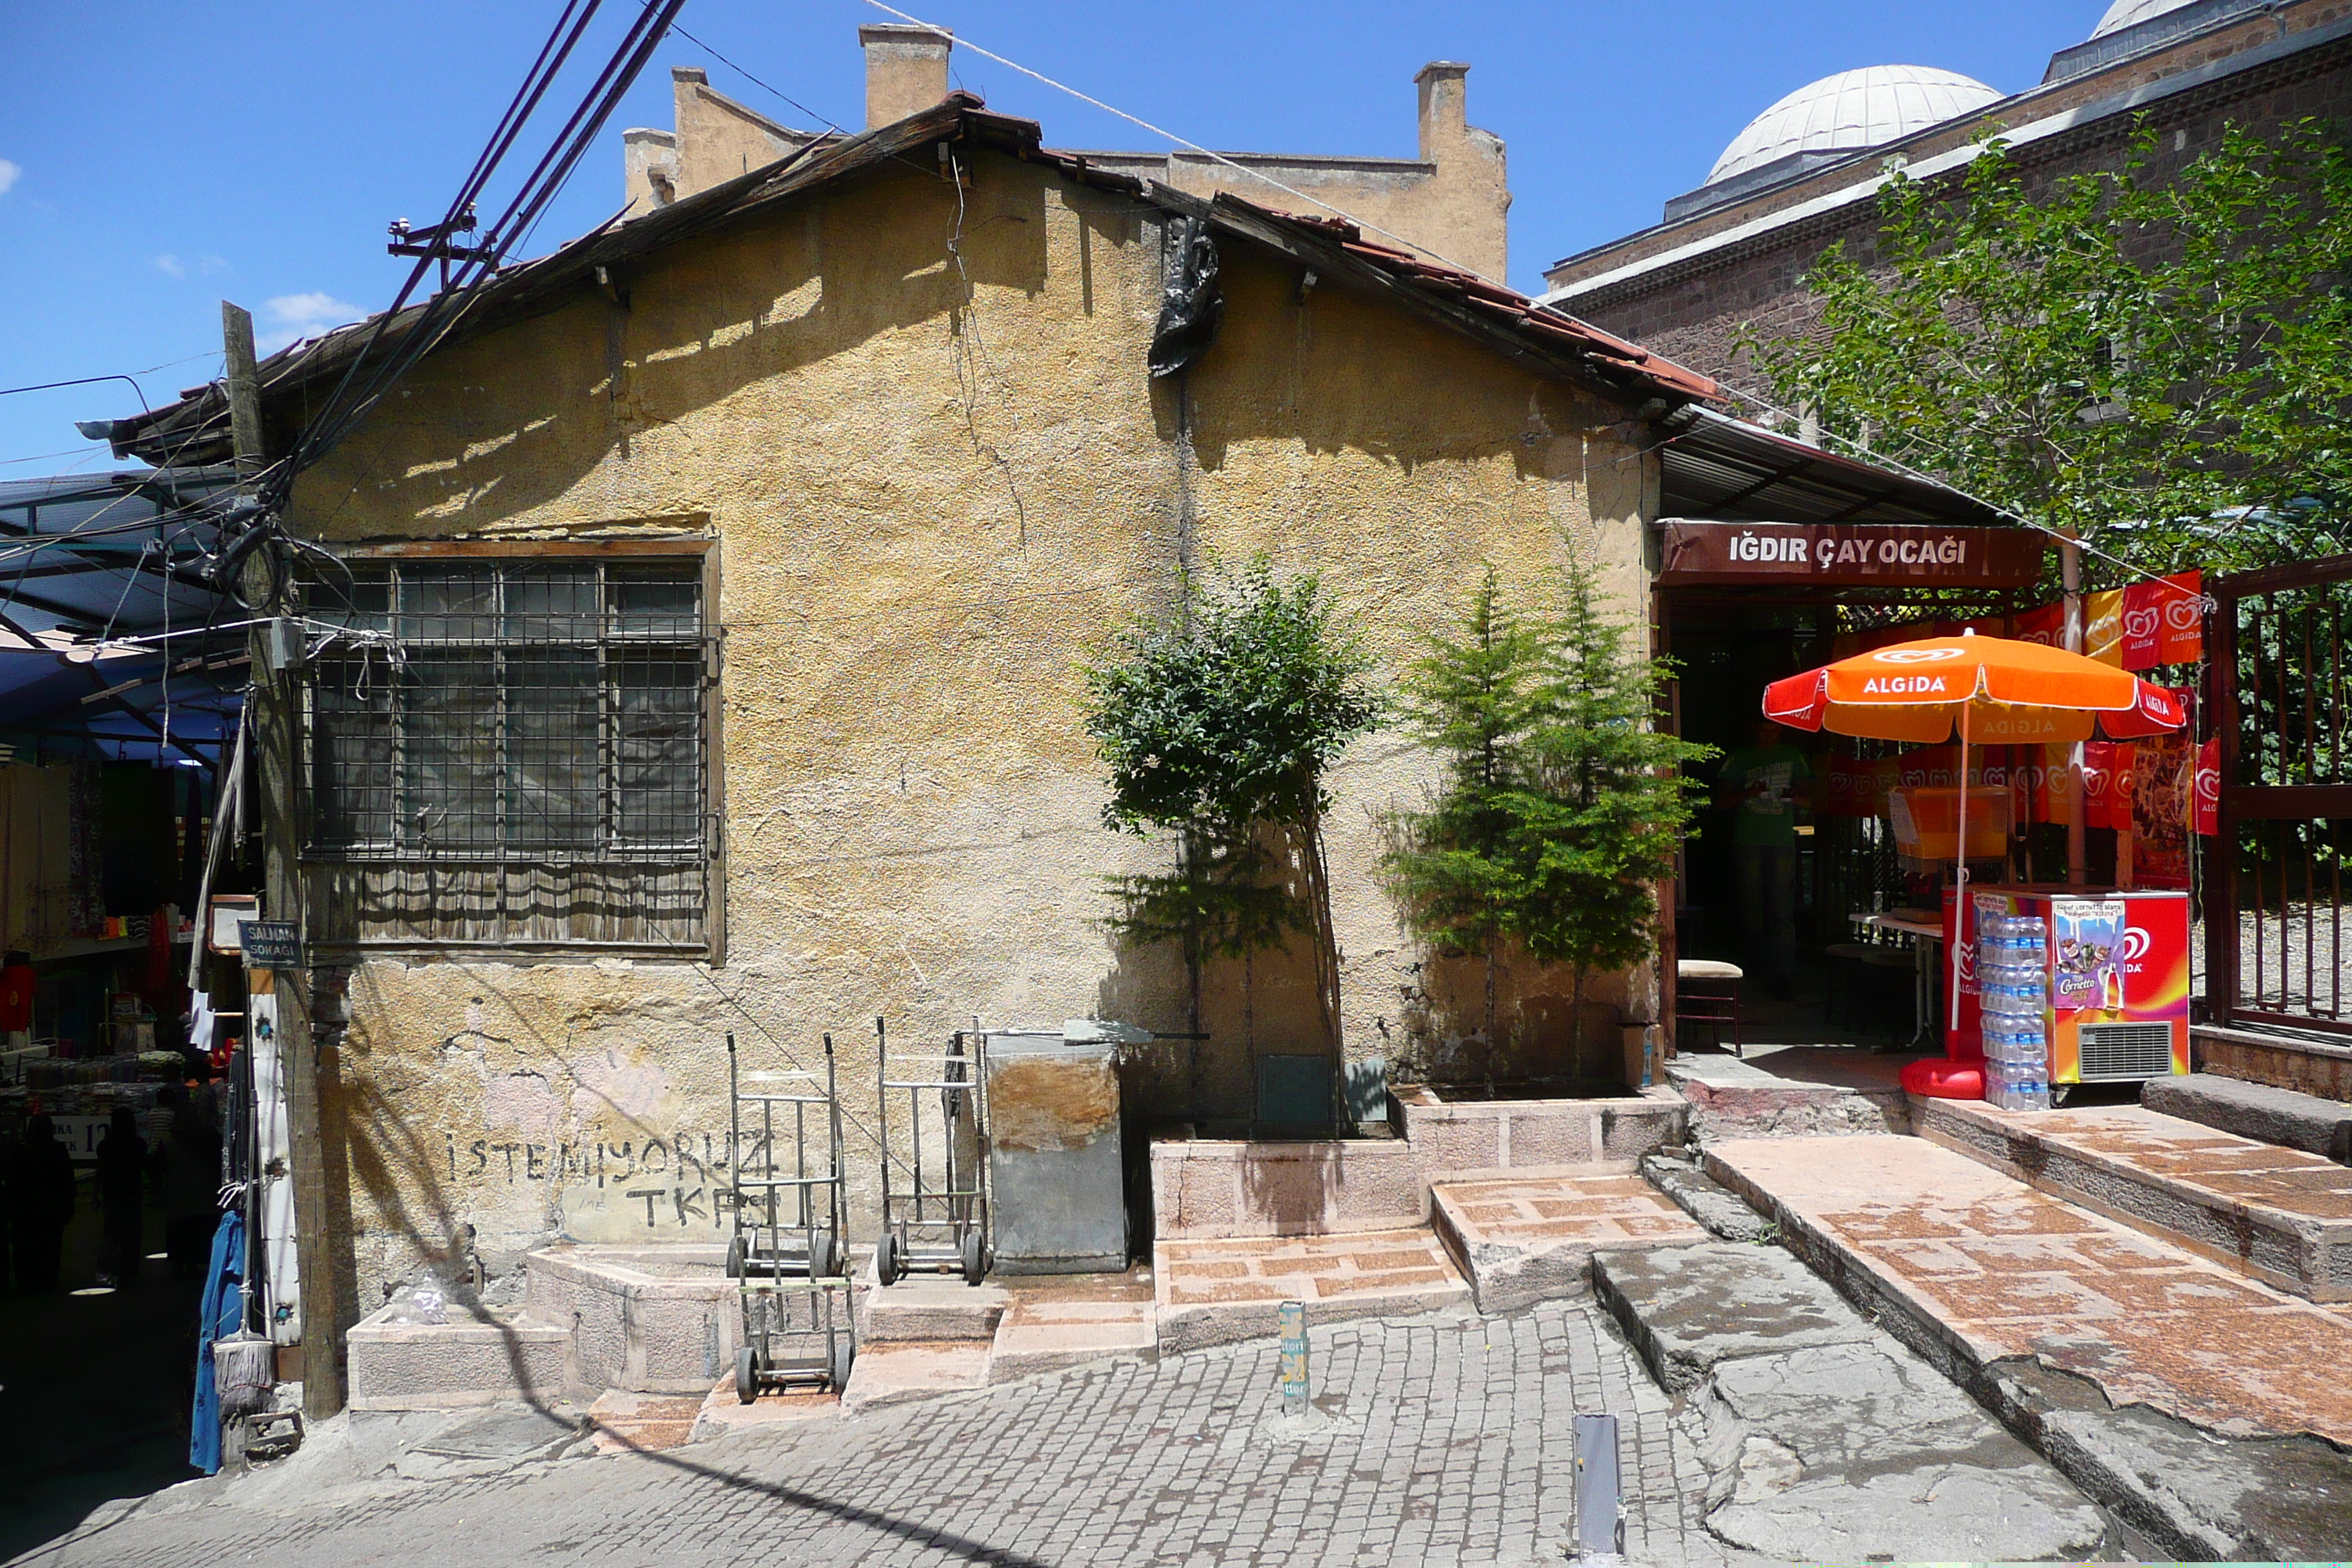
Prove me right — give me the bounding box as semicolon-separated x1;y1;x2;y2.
1851;910;1944;1049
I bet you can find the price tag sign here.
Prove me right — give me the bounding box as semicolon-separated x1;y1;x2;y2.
238;921;302;970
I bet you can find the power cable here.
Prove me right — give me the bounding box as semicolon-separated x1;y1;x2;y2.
661;11;845;135
858;0;1504;286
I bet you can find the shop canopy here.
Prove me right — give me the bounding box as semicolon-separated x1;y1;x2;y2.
0;468;244;767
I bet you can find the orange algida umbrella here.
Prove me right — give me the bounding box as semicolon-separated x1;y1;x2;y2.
1762;629;2186;1028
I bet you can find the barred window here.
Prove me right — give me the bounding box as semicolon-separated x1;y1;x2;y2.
304;559;706;864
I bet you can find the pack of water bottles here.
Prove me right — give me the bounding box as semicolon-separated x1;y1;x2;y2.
1978;911;2051;1110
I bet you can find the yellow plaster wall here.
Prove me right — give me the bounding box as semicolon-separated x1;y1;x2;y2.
284;151;1655;1294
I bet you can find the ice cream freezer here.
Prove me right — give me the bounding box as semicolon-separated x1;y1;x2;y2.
1945;884;2191;1100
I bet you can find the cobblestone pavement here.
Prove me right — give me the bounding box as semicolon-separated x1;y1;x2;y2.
22;1301;1756;1568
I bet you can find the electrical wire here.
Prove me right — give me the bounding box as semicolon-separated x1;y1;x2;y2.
858;0;1502;284
273;0;687;505
659;9;845;135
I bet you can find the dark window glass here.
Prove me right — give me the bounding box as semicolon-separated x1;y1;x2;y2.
615;652;700;846
308;560;704;862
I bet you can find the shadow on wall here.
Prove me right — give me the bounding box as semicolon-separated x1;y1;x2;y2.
295;156;1063;534
1392;943;1627;1094
1094;927;1332;1130
1160;241;1618;481
333;1071;569;1418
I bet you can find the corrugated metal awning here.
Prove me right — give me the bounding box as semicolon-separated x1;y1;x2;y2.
1657;406;2010;527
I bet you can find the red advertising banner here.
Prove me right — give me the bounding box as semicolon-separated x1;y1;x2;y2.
2193;735;2220;836
2012;602;2065;647
1822;753;1896;818
2082;742;2119;829
2158;570;2203;664
2039;742;2072;823
2121;579;2165;671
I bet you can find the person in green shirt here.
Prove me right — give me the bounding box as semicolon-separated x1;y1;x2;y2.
1714;720;1812;995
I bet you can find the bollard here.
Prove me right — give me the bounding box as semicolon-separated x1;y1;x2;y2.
1277;1300;1309;1418
1573;1413;1621;1559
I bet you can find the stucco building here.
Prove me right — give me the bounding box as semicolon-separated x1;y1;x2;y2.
97;31;2028;1410
1542;0;2352;391
630;25;1512;280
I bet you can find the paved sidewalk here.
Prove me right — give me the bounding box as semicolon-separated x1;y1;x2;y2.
1708;1132;2352;1443
23;1303;1746;1568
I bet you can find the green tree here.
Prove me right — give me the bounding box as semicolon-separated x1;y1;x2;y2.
1082;556;1384;1121
1738;118;2352;581
1384;562;1712;1086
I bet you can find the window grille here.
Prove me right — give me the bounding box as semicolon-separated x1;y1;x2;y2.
302;559;708;876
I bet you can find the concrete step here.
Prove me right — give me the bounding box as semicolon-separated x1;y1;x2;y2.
1664;1047;1911;1142
1428;1171;1704;1313
1589;1241;2108;1561
1152;1226;1469;1353
2144;1071;2352;1164
839;1340;992;1412
988;1283;1156;1383
1705;1131;2352;1559
859;1274;1006;1343
346;1302;570;1412
1910;1094;2352;1302
1638;1149;1770;1242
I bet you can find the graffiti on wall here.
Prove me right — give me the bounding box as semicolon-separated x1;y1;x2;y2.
445;1126;818;1240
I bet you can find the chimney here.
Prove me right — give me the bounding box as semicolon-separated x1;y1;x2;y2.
860;24;953;129
1414;61;1469;163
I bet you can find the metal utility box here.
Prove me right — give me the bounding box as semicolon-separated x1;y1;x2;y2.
981;1028;1126;1274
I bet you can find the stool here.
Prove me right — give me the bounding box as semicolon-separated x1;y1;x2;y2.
1823;942;1874;1028
1676;959;1744;1057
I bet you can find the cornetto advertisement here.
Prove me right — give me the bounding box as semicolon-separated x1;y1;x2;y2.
1655;520;2046;588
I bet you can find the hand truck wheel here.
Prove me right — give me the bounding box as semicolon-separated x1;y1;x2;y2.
829;1334;856;1392
735;1345;758;1405
725;1234;746;1279
809;1228;837;1281
875;1229;900;1287
960;1229;987;1286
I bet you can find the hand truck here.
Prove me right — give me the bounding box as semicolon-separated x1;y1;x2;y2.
725;1032;855;1401
872;1016;990;1287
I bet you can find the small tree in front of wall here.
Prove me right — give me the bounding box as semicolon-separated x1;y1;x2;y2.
1082;557;1384;1122
1383;560;1712;1087
1380;567;1546;1093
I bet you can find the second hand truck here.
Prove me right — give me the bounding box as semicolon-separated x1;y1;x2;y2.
725;1031;855;1401
872;1016;990;1286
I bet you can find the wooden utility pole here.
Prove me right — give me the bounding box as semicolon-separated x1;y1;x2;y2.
221;298;350;1417
222;301;264;479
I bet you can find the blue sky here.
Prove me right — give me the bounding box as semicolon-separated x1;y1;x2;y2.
0;0;2100;470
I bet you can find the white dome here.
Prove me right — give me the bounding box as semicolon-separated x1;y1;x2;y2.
2092;0;2196;36
1705;65;2005;186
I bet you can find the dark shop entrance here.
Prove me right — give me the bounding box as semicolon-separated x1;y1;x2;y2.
1646;498;2048;1055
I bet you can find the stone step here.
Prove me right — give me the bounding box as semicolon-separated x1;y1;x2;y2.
2143;1071;2352;1164
1428;1171;1705;1313
1152;1226;1469;1353
859;1273;1007;1343
839;1340;992;1412
1664;1047;1911;1142
1910;1094;2352;1302
346;1302;570;1412
987;1289;1156;1383
1589;1241;2108;1562
1704;1131;2352;1560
